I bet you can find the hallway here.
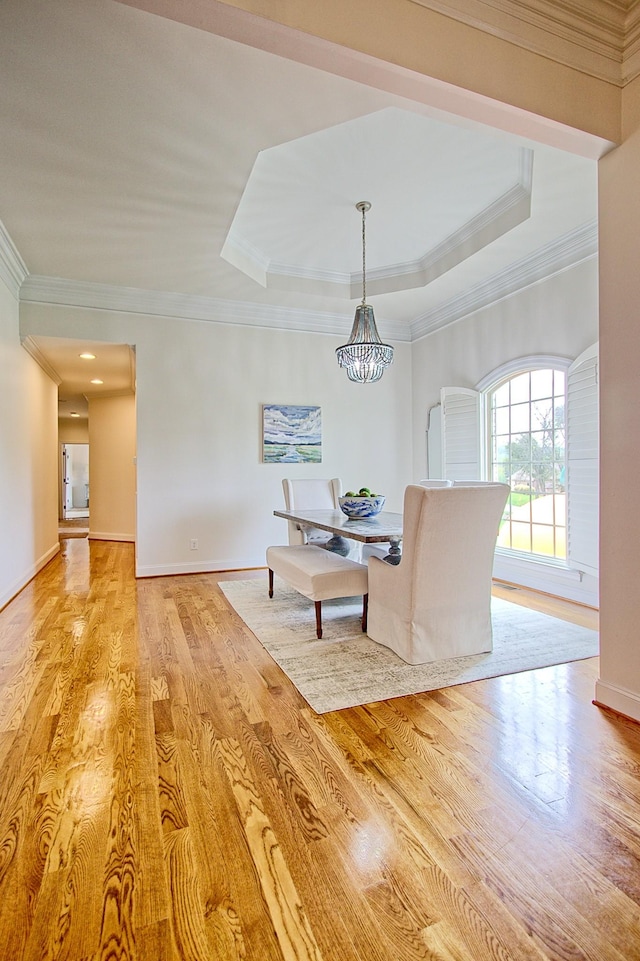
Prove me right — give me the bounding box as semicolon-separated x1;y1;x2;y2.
58;516;89;539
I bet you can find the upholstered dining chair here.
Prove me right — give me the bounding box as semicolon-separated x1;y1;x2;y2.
361;479;452;561
451;479;499;486
367;482;510;664
282;477;342;548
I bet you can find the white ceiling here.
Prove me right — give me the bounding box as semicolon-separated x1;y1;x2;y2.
0;0;600;416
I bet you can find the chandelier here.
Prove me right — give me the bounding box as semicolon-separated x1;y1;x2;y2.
336;201;394;384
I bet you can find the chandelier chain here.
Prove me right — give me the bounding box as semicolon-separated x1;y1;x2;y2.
361;203;366;305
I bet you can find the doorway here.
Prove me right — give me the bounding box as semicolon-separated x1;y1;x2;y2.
61;443;89;519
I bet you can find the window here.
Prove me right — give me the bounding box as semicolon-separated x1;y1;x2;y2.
439;344;598;579
489;368;566;559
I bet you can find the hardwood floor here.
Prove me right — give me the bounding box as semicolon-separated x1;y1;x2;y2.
2;538;639;960
58;517;89;539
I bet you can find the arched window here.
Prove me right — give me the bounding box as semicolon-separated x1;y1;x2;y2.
489;367;566;559
437;344;598;588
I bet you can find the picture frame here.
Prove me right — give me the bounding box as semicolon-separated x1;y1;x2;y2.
262;404;322;463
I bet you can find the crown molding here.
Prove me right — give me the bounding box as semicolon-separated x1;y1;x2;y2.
266;173;532;299
0;219;28;297
411;219;598;339
19;220;597;346
623;3;640;82
20;335;63;384
20;216;594;348
364;171;531;298
87;388;135;400
409;0;640;86
224;147;533;299
18;275;411;343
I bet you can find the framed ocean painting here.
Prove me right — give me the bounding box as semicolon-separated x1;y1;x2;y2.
262;404;322;463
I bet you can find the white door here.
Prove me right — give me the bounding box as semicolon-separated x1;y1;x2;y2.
61;443;89;518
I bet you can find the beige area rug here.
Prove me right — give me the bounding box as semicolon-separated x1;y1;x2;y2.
220;577;599;714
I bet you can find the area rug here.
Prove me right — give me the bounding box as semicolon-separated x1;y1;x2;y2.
220;577;599;713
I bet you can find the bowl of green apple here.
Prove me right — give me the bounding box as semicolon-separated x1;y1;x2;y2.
338;488;386;518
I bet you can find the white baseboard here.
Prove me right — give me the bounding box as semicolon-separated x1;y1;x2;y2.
136;558;263;578
594;679;640;724
0;542;60;611
88;532;135;542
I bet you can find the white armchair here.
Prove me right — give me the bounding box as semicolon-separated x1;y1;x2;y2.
362;479;452;561
367;482;510;664
451;479;499;486
282;477;342;547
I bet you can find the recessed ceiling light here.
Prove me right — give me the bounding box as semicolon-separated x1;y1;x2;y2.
91;378;104;385
80;352;96;360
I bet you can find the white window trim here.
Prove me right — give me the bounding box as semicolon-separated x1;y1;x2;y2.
566;343;599;578
437;350;598;606
485;354;570;564
476;353;572;391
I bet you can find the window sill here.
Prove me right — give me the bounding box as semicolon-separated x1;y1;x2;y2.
495;547;575;575
493;549;598;606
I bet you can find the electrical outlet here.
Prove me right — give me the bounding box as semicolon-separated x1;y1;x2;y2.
190;538;198;550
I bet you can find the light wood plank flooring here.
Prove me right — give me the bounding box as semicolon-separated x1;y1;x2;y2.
2;538;639;961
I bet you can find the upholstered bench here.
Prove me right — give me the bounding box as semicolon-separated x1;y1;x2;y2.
266;544;368;639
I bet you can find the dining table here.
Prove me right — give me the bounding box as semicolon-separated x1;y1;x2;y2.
273;507;404;563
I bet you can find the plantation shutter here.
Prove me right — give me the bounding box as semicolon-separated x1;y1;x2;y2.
426;403;443;478
566;343;599;577
441;387;482;480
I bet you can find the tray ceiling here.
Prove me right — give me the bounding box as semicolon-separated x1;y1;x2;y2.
0;0;603;406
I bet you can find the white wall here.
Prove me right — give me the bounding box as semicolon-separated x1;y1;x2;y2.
59;419;89;444
0;277;58;609
88;394;136;542
410;258;600;605
410;257;599;475
20;302;413;575
19;262;597;593
597;74;640;722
